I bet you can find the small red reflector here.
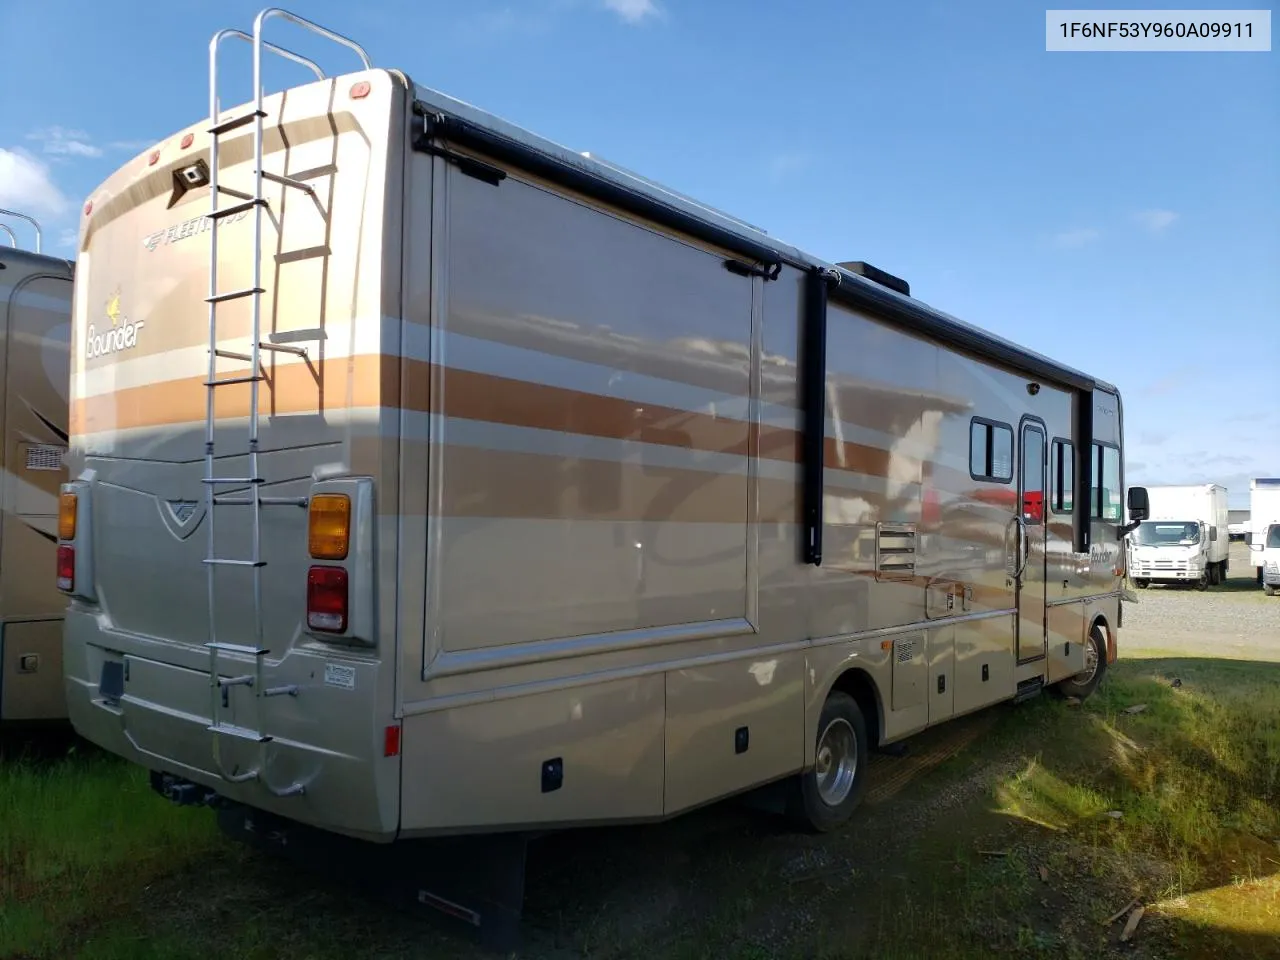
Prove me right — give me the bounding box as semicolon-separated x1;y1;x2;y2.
56;545;75;592
148;151;159;166
384;725;401;757
350;81;371;100
180;133;194;149
306;565;348;633
83;201;93;217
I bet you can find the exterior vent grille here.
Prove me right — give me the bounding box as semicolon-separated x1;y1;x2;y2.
894;635;921;664
876;522;917;579
25;444;65;471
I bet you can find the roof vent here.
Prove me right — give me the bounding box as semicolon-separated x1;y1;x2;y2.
837;261;910;298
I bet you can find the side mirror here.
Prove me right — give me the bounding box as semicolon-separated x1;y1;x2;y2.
1117;485;1149;539
1126;486;1150;522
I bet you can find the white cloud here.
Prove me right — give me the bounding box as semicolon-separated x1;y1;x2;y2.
1134;208;1178;234
603;0;661;23
57;228;79;253
27;126;103;159
1052;227;1101;249
0;148;69;218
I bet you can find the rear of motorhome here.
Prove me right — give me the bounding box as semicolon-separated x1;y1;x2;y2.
0;210;73;726
1249;478;1280;595
1127;483;1229;589
58;9;1142;937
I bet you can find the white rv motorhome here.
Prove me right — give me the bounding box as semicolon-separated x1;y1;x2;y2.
57;9;1145;944
1248;478;1280;594
0;210;73;726
1128;484;1230;590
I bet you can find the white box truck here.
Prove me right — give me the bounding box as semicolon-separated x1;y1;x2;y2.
1248;478;1280;594
1128;484;1229;590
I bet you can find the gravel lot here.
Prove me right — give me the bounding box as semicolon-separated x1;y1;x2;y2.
1121;541;1280;662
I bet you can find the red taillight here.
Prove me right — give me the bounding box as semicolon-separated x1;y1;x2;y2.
57;545;75;592
306;565;348;633
384;725;401;757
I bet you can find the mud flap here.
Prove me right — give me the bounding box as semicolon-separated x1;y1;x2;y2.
215;804;528;953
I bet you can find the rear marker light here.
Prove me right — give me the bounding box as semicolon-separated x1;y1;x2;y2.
307;565;348;633
350;81;371;100
56;545;75;592
180;133;194;149
58;492;77;540
83;201;93;217
384;725;401;757
148;151;159;166
308;493;351;560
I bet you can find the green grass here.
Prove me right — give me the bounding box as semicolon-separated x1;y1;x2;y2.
2;658;1278;959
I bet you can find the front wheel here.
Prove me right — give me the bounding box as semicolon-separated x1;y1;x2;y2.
1265;583;1278;597
1134;578;1149;589
1054;623;1109;701
790;691;869;833
1195;570;1209;591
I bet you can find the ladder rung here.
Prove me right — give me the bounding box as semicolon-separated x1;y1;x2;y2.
205;374;263;387
207;723;272;744
202;476;265;485
206;287;265;304
203;558;267;568
210;199;266;221
214;348;253;362
259;342;307;357
209;109;268;136
259;170;316;194
206;641;268;656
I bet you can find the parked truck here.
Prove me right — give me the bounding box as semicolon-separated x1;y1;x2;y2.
1128;484;1229;590
1248;478;1280;594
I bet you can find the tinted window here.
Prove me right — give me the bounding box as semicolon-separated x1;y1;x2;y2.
970;419;1013;483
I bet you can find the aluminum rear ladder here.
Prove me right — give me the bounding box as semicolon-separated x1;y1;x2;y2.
202;8;371;793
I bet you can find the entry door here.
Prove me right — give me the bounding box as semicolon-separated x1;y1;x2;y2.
1016;423;1048;664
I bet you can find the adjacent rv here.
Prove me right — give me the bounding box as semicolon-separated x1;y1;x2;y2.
0;210;73;726
1127;483;1230;590
1248;478;1280;594
58;9;1143;938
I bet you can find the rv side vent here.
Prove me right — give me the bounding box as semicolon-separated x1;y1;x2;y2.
894;635;921;665
25;444;65;471
876;523;917;579
836;261;911;298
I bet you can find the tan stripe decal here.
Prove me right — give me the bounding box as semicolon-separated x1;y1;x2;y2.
73;356;919;480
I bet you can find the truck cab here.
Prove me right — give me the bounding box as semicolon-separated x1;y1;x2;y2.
1260;523;1280;596
1129;519;1215;590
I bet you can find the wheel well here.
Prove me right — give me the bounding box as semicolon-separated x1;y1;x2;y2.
1090;614;1115;663
830;668;882;748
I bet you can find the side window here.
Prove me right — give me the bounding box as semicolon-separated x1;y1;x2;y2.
1051;439;1074;514
1102;445;1121;520
969;418;1013;483
1090;442;1122;520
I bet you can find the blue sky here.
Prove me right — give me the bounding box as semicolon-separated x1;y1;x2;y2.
1;0;1276;506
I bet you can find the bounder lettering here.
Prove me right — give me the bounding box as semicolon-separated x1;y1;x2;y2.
85;320;145;359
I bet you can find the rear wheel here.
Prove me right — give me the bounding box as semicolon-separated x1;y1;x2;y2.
790;691;869;833
1265;584;1278;597
1054;623;1108;701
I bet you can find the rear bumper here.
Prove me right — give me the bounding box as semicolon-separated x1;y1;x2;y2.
62;607;398;842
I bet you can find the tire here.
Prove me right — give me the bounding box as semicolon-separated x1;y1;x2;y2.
1195;569;1209;591
790;691;869;833
1265;584;1278;597
1055;623;1109;701
1134;579;1149;589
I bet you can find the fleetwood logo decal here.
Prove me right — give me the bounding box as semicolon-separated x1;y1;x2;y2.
142;208;249;252
86;290;145;359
